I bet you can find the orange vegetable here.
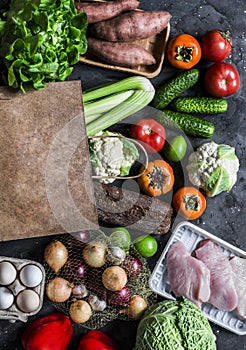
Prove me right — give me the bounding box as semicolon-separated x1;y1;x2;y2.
137;160;174;196
173;187;206;220
167;34;202;69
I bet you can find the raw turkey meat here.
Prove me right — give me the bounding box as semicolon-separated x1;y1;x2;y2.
166;241;211;307
195;239;238;311
230;255;246;319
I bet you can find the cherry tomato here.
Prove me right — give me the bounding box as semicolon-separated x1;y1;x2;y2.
167;34;202;69
201;30;232;62
204;62;240;97
130;118;166;153
173;187;206;220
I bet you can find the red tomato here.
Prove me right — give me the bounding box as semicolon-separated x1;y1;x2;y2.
201;30;232;61
130;118;166;153
204;62;240;97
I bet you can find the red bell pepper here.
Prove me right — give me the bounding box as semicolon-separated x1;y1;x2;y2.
77;330;120;350
21;312;73;350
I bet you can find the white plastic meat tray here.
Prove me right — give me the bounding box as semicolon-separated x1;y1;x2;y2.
149;221;246;335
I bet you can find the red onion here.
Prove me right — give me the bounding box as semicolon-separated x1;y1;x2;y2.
72;231;90;243
86;268;108;300
63;259;87;281
121;255;143;280
75;262;87;279
107;286;131;307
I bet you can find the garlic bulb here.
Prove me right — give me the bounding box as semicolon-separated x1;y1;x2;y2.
107;246;126;265
88;294;107;311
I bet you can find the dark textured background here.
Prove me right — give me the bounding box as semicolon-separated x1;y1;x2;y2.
0;0;245;349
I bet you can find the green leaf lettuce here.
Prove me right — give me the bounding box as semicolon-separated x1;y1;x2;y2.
0;0;88;91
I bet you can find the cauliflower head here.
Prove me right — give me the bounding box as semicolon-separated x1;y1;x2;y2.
186;141;240;197
89;131;139;184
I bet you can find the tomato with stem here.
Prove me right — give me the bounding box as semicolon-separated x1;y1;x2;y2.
201;30;232;62
204;62;240;97
130;118;166;153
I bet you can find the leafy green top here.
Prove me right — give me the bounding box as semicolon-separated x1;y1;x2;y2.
133;297;216;350
0;0;88;92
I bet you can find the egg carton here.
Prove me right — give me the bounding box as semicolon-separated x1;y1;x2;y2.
149;221;246;335
0;256;46;322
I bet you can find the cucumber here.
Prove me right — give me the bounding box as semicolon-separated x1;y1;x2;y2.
158;110;215;138
152;69;200;109
171;97;228;114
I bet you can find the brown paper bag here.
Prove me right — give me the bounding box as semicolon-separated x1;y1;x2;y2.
0;81;98;241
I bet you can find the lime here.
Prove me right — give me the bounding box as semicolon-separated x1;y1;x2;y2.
133;235;158;258
164;135;187;162
109;227;131;251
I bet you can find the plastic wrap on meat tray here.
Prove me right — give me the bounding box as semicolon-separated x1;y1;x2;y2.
149;221;246;335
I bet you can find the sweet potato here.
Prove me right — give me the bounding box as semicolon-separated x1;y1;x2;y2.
90;10;171;42
75;0;140;23
87;37;156;67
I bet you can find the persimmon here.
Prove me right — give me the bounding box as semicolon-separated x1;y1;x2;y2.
173;187;206;220
137;159;174;196
167;34;201;69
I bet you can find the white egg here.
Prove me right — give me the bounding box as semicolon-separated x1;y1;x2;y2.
0;261;17;285
19;264;43;288
0;287;14;309
16;289;40;313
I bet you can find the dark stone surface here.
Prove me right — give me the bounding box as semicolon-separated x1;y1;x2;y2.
0;0;245;349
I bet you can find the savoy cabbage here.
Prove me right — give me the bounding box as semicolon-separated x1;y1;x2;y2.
133;297;216;350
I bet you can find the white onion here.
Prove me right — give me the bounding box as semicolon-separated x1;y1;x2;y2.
44;240;68;273
102;266;127;291
82;241;107;268
121;295;148;319
46;277;72;302
69;300;92;323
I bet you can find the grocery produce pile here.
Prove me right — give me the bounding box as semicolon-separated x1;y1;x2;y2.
0;0;245;349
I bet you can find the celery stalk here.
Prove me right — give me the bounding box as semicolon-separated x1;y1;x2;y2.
83;76;154;103
86;89;153;136
83;76;155;136
84;90;134;123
